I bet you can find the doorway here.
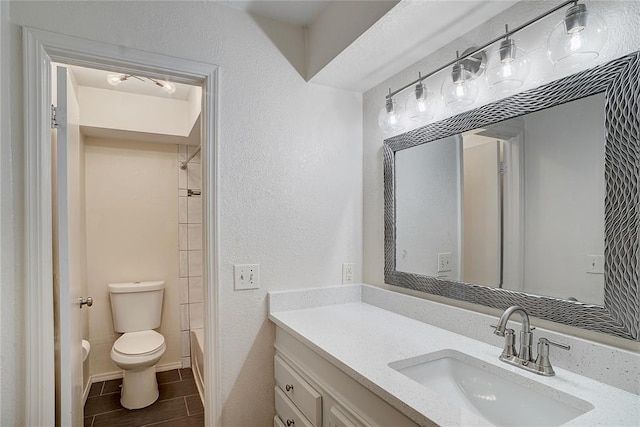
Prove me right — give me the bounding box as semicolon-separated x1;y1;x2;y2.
23;28;220;427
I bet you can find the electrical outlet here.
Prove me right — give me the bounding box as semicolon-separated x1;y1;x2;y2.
437;252;452;273
234;264;260;290
342;263;355;284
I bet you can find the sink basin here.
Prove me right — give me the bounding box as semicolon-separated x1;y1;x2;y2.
389;350;593;426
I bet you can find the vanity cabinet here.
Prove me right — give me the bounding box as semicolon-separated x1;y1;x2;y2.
274;327;419;427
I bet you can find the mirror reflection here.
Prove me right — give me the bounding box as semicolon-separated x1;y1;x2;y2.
395;93;605;304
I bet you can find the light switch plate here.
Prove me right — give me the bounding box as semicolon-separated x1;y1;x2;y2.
234;264;260;290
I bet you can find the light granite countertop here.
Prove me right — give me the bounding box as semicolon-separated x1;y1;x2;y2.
269;293;640;426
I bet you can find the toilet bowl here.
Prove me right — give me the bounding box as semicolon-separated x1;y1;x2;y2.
111;330;166;409
108;281;165;410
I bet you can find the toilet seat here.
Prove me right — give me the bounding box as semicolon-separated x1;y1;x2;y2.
113;330;165;356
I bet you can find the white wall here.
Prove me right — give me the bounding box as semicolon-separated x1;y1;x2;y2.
84;138;181;376
78;86;196;137
4;1;362;425
363;0;640;346
523;94;605;304
0;1;25;425
395;136;461;279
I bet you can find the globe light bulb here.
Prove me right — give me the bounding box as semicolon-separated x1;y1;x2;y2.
405;81;434;122
162;81;176;95
441;63;479;111
486;38;530;95
547;3;607;69
107;73;126;86
378;96;405;133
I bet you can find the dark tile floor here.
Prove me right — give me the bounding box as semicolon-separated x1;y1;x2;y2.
84;368;204;427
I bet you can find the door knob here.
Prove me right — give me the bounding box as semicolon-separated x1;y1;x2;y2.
79;297;93;308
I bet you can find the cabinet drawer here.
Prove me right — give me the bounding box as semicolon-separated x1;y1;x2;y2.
275;386;314;427
275;355;322;426
274;415;286;427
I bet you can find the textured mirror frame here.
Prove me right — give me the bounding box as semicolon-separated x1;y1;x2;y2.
384;52;639;341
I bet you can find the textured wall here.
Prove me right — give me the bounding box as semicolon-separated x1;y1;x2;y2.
363;1;640;346
5;1;362;425
0;1;25;425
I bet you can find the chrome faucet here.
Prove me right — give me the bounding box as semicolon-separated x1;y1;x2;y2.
492;306;570;376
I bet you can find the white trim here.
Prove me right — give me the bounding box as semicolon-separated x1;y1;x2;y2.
23;27;221;426
23;27;56;427
89;361;184;384
82;380;91;407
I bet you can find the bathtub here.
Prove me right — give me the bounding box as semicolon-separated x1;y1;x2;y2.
190;328;205;403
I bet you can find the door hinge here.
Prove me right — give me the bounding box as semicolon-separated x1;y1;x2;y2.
51;104;65;129
499;161;507;175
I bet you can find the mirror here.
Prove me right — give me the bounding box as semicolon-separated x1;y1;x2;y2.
395;94;605;305
384;52;639;341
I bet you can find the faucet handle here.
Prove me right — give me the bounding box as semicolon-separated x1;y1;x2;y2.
535;337;570;376
539;337;570;350
490;324;504;336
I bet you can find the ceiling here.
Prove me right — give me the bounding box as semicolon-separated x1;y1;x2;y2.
69;65;194;100
217;0;518;93
219;0;329;26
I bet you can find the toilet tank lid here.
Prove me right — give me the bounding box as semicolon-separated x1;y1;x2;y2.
108;281;165;293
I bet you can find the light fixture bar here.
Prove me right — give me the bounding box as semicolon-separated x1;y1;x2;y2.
386;0;578;99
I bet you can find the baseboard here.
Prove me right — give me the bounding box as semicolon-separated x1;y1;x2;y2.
88;361;184;385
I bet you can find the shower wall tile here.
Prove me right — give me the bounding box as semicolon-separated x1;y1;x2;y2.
187;146;200;163
187;197;202;224
179;197;188;224
187;224;202;251
179;143;204;369
182;356;191;369
189;276;203;304
181;331;191;357
179;251;189;277
179;224;188;250
180;304;190;331
188;251;202;277
189;302;204;329
179;145;187;161
187;163;201;190
178;166;187;190
179;278;189;304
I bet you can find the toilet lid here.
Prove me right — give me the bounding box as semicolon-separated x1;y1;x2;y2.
114;330;165;356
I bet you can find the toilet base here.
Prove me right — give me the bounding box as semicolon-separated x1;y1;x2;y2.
120;365;159;410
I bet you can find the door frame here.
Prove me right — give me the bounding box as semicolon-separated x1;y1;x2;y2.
23;27;221;426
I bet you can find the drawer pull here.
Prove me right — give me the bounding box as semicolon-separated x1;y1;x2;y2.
286;419;295;426
285;384;294;392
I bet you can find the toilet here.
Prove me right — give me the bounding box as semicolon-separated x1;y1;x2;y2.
109;281;166;410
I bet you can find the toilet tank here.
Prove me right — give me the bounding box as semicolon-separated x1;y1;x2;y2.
108;281;164;333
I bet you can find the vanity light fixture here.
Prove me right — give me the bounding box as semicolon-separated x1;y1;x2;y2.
379;0;604;131
378;88;405;133
486;25;531;95
405;73;435;122
441;49;484;109
547;3;607;68
107;73;177;95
